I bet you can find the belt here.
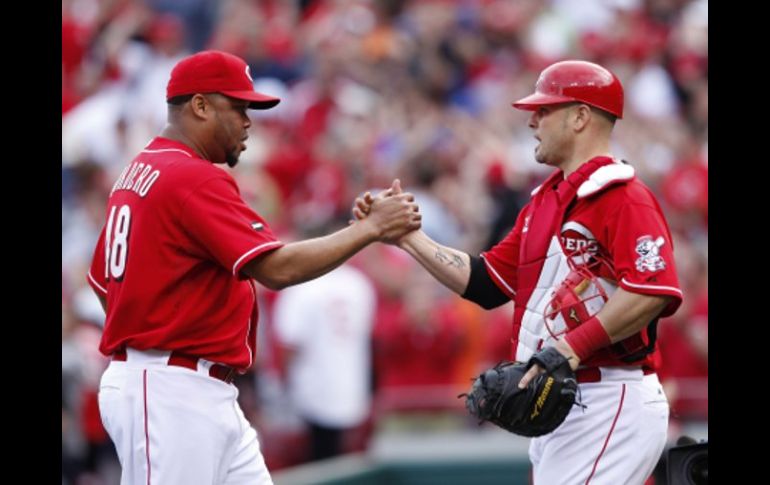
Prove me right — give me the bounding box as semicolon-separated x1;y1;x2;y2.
575;366;655;383
112;348;237;384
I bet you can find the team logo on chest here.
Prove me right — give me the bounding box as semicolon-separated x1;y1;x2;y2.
560;221;598;263
635;235;666;272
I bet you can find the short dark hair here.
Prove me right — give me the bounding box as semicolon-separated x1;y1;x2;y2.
590;106;617;125
167;94;194;106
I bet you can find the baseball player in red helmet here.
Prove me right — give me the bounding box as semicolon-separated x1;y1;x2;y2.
87;50;421;485
355;60;682;484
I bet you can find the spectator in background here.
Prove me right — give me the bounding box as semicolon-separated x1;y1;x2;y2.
660;131;708;233
273;255;377;462
405;154;464;248
657;233;708;426
372;265;466;412
62;289;120;485
62;297;86;485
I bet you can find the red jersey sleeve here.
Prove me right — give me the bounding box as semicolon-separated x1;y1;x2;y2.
87;226;108;296
606;200;683;316
479;205;529;299
180;175;283;278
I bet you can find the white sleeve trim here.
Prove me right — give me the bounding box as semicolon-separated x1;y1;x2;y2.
481;256;516;296
232;241;283;276
87;271;107;295
621;278;683;297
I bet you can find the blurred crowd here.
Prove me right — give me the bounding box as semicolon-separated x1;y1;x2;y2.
62;0;707;483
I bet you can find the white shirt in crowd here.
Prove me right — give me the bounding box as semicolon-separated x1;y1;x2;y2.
273;264;376;428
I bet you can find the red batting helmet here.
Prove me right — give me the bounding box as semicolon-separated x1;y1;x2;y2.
513;60;624;118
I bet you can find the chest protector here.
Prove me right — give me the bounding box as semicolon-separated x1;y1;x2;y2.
511;158;655;364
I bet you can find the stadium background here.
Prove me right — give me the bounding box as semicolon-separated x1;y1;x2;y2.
61;0;707;483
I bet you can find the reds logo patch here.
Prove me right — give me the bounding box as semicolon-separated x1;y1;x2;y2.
561;222;599;265
635;236;666;272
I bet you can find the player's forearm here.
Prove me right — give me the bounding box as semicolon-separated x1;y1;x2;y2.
559;288;671;366
398;230;471;295
596;288;671;342
245;221;377;289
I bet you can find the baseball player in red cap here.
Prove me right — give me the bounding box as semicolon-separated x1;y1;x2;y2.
355;60;682;484
87;50;421;485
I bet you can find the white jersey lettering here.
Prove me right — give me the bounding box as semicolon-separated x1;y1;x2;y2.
110;165;131;196
131;164;153;192
111;161;161;198
137;170;161;197
121;163;143;190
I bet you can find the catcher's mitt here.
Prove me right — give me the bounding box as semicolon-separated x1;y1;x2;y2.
461;347;580;437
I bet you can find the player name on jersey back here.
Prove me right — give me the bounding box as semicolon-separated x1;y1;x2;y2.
110;161;161;197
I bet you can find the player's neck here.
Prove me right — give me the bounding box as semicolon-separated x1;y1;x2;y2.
560;143;612;178
160;126;212;161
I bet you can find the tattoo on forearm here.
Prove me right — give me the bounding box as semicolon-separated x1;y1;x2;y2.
451;254;465;268
434;247;466;268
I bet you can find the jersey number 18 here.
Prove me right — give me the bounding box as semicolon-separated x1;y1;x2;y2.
105;205;131;280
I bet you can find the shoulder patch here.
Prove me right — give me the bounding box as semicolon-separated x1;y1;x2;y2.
634;235;666;272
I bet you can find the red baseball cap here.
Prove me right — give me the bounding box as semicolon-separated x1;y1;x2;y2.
166;50;281;109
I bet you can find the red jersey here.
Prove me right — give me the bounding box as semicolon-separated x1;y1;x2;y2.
481;157;682;369
87;137;284;370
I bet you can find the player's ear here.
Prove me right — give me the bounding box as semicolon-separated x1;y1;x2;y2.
189;94;210;119
573;104;591;132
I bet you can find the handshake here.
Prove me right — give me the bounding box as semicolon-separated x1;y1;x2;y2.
350;179;421;245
